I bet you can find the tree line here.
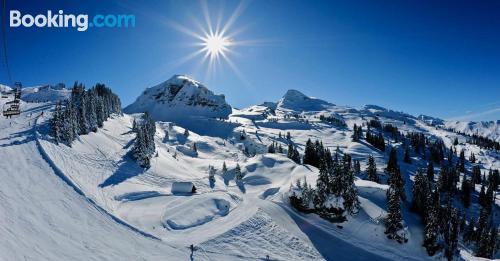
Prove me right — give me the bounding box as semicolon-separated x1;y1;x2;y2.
51;82;122;146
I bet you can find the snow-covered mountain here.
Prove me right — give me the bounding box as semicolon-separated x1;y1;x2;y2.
21;84;71;102
124;75;232;121
276;89;334;113
1;75;499;261
445;120;500;142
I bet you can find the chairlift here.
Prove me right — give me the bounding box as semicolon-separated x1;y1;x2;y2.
2;82;22;118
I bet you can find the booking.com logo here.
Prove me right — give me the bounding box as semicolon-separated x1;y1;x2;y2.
10;10;135;32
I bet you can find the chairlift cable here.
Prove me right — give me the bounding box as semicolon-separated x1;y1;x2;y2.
1;0;12;84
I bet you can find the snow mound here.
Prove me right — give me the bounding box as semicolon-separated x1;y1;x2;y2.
21;85;71;102
200;209;325;261
163;194;238;230
277;89;333;112
124;75;232;121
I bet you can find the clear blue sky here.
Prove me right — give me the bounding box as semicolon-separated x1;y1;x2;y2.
2;0;500;121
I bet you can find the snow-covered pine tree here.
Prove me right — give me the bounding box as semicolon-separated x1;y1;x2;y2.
208;165;216;183
78;92;89;135
132;125;149;168
343;159;359;215
86;90;98;132
386;148;406;201
424;190;440;256
50;102;63;144
444;207;460;261
366;155;379;182
385;183;404;241
131;113;156;168
411;168;430;216
329;152;343;196
314;159;329;209
235;163;243;182
303;138;317;167
353;160;361;176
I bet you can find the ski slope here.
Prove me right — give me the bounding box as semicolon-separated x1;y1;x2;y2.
0;100;188;261
1;82;498;260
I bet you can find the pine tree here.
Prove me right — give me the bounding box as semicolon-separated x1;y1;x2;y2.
411;169;430;216
461;175;472;208
386;148;405;201
484;184;494;209
208;165;216;183
314;159;330;209
287;143;301;164
478;184;486;207
222;161;227;174
444;208;460;261
268;142;276;153
487;227;498;259
343;159;360;215
303;139;317;167
459;150;465;173
386;148;399;173
235;164;243;181
86;90;98;132
353;160;361;176
427;162;435;182
447;147;454;165
462;218;475;243
472;165;482;184
385;184;404;241
488;169;499;191
78;92;89;135
476;225;494;258
96;96;105;128
329;152;343;196
424;190;440;256
469;153;476;163
475;208;490;243
403;147;411;164
131;113;156;168
51;102;63;144
366;155;379;182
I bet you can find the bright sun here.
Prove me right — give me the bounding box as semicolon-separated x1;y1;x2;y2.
168;1;260;81
202;32;231;61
